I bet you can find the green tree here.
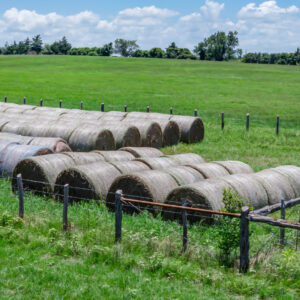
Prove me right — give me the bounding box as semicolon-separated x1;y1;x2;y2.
31;35;43;54
149;47;165;58
99;43;113;56
58;36;72;54
114;39;139;57
193;42;207;60
166;42;178;59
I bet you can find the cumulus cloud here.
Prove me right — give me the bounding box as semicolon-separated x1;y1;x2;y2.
0;1;299;52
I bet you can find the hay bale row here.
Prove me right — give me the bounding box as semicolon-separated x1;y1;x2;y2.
119;147;164;158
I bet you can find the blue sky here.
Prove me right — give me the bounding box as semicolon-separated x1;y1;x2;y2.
0;1;299;52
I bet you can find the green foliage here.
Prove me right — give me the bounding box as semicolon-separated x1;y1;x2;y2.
114;39;139;57
149;47;165;58
31;34;43;54
132;49;149;57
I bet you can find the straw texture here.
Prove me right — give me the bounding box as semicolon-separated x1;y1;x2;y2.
119;147;164;158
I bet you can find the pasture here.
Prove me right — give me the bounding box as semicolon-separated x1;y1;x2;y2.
0;56;299;298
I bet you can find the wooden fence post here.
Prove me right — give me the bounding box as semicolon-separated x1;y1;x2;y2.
124;105;127;112
40;99;43;107
101;103;104;112
4;96;7;103
80;101;83;110
59;100;62;108
23;97;26;104
280;199;285;247
194;109;198;117
240;206;250;273
170;107;173;115
221;112;225;130
17;174;24;219
246;113;250;131
63;184;69;231
146;105;150;113
182;198;187;252
276;115;280;136
115;190;123;243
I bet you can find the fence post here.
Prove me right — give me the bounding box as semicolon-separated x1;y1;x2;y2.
40;99;43;107
59;100;62;108
124;105;127;112
194;109;198;117
221;112;225;130
63;184;69;231
280;199;285;247
182;198;187;252
170;107;173;115
101;103;104;112
276;115;280;136
146;105;150;113
17;174;24;219
240;206;250;273
80;101;83;110
23;97;26;105
4;96;7;103
115;190;123;243
246;113;250;131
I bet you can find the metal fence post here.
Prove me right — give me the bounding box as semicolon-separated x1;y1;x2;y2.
246;113;250;131
80;101;83;110
101;102;105;112
276;115;280;136
63;184;69;231
124;105;127;112
146;105;150;113
280;199;285;247
182;198;187;252
40;99;43;107
170;107;173;115
17;174;24;219
4;96;7;103
23;97;26;104
221;112;225;130
59;100;62;108
194;109;198;117
240;206;250;273
115;190;123;243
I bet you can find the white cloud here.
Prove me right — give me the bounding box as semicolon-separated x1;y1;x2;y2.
0;2;299;52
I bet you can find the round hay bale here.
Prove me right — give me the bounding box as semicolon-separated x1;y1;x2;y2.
167;153;205;165
123;120;163;148
68;126;116;151
163;166;205;185
0;103;19;111
54;162;121;202
3;107;35;114
109;161;150;174
187;162;230;179
119;147;164;158
28;137;72;153
0;132;33;144
1;121;31;135
212;161;254;174
12;154;75;194
163;179;231;222
99;111;128;122
1;144;53;176
125;112;171;121
0;120;9;131
272;165;300;197
106;170;179;214
94;150;135;162
170;115;204;143
252;170;295;205
153;120;180;146
221;174;268;208
62;152;105;164
135;157;177;169
0;141;20;157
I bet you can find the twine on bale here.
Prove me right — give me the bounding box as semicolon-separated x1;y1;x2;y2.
109;160;151;174
93;150;135;162
135;157;177;170
119;147;164;158
166;153;205;165
62;152;105;164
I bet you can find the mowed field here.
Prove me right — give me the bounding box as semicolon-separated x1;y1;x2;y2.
0;56;300;299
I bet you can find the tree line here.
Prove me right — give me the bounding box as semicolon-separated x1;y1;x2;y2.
1;33;299;65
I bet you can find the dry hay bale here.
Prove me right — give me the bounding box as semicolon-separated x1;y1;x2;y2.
12;153;76;193
0;103;19;111
163;179;231;222
62;152;105;164
94;150;135;162
28;137;72;153
62;109;104;120
68;126;115;151
0;141;20;155
1;144;53;177
109;160;151;174
125;112;171;121
99;111;128;122
187;162;230;179
91;123;141;148
54;162;121;202
119;147;164;158
167;153;205;165
212;161;254;174
271;165;300;197
40;123;78;141
170;115;204;143
221;174;268;208
163;166;205;185
135;157;177;169
3;106;36;114
252;170;295;205
151;120;180;146
0;120;9;131
106;170;179;214
0;132;33;144
1;121;31;135
122;120;162;148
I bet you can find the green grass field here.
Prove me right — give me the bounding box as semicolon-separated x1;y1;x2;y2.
0;56;299;299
